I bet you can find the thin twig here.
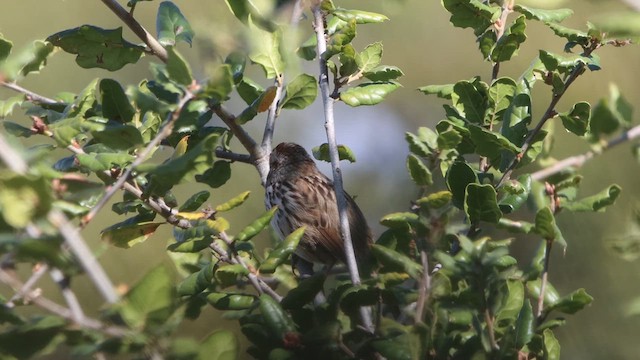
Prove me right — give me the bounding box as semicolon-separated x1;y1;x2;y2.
99;0;168;63
49;268;86;323
312;4;373;333
215;149;252;163
532;124;640;181
81;91;194;226
0;268;128;337
7;264;48;306
261;74;283;153
414;249;432;324
536;239;553;319
0;81;60;105
496;42;600;188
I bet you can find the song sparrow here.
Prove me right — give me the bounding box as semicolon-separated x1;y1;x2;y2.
265;142;372;267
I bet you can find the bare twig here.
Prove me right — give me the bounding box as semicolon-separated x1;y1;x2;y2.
536;238;553;319
0;268;128;337
414;250;432;324
215;148;252;163
99;0;168;63
0;81;60;105
49;268;86;323
7;264;48;306
532;124;640;181
261;74;284;154
312;4;373;333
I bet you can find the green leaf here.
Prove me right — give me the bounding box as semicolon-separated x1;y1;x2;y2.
0;316;66;359
356;42;383;73
236;77;264;105
442;0;500;36
248;18;283;79
259;294;297;341
198;330;240;360
563;184;621;212
515;300;534;349
363;65;403;82
0;34;12;62
166;47;193;85
156;1;195;46
101;218;163;248
514;4;573;23
416;191;452;210
236;207;278;242
464;183;502;224
46;25;144;71
379;212;419;229
469;124;520;159
281;273;326;310
533;207;556;241
236;86;278;124
418;83;454;99
167;238;211;253
312;143;356;163
499;174;531;214
491;15;527;62
406;154;433;186
99;79;135;123
260;227;305;274
280;74;317;110
3;121;32;138
437;127;463;150
205;292;257;311
195;160;232;189
446;161;478;208
203;64;234;102
75;153;135;172
547;288;593;315
123;265;175;328
546;22;589;45
176;262;214;295
331;8;389;24
543;329;561;360
179;191;211;212
326;19;356;57
215;264;249;288
488;77;517;120
215;191;250;212
0;174;52;228
340;81;400;106
451;80;486;124
371;244;422;279
560;101;590;136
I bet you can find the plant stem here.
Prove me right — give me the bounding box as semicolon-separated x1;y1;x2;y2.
0;81;59;105
537;239;553;319
312;3;373;333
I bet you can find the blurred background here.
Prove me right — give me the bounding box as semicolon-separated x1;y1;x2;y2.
1;0;640;358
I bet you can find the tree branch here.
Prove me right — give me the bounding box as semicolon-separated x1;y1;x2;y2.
531;124;640;181
99;0;168;63
312;4;373;333
0;81;60;105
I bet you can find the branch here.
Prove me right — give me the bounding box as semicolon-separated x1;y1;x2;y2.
312;4;373;333
49;268;86;323
0;81;60;105
261;74;283;153
215;148;252;163
99;0;168;63
0;267;128;337
532;124;640;181
0;132;120;304
496;42;600;188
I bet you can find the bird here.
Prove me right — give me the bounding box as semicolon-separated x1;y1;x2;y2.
265;142;372;270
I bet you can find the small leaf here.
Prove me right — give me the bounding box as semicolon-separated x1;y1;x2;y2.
514;5;573;23
499;174;532;214
491;15;527;62
562;184;621;212
205;292;257;311
534;207;556;241
446;161;478;208
515;300;534;349
101;219;163;248
0;34;12;62
416;191;452;209
281;273;326;310
560;102;590;136
260;227;305;274
0;174;52;228
312;143;356;163
547;288;593;315
326;19;356;57
156;1;195;46
46;25;144;71
248;18;283;79
418;83;454;99
356;42;383;73
179;191;211;212
331;8;389;24
236;207;278;242
363;65;403;81
236;77;264;105
99;79;135;123
203;64;234;102
464;183;502;224
198;330;238;360
124;265;175;328
216;191;250;212
259;294;297;341
371;244;423;279
543;329;561;360
195;160;232;189
451;80;486;124
406;154;433;186
340;81;400;107
380;212;419;229
442;0;500;36
280;74;317;110
166;47;193;85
